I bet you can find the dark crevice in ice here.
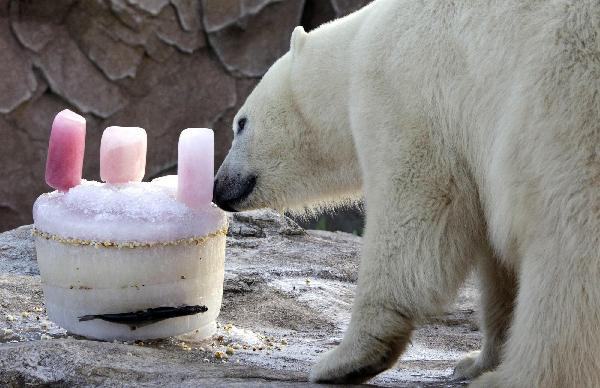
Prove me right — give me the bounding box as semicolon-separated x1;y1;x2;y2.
78;305;208;330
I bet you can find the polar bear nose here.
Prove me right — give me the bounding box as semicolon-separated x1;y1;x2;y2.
213;173;257;212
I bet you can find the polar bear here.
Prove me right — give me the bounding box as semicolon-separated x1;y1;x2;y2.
214;0;600;386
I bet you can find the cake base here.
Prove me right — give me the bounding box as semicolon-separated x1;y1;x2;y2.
34;229;226;341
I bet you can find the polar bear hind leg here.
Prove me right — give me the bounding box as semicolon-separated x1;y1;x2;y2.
471;231;600;387
453;253;517;381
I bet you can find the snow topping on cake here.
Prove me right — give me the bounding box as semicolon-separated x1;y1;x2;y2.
33;178;227;243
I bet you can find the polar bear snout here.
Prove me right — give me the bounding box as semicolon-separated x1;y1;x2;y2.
213;172;257;212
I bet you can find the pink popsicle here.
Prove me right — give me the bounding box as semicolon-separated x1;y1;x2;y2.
100;126;147;184
45;109;86;192
177;128;214;209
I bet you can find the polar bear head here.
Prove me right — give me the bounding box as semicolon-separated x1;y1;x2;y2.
213;26;361;212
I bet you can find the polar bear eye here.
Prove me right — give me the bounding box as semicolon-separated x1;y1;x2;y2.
237;117;247;135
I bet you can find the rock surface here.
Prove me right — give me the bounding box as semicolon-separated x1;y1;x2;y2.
0;18;37;114
0;210;480;387
0;0;375;232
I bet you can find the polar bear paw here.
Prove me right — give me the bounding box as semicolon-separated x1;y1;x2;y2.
309;345;387;384
452;350;494;381
468;371;502;388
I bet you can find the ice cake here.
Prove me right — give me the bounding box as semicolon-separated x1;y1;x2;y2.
33;110;227;341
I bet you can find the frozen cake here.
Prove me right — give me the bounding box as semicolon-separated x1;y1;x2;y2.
32;110;227;341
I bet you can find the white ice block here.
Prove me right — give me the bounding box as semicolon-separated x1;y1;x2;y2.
35;234;225;341
33;178;227;341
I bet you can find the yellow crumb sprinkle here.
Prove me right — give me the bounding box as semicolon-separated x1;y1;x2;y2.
31;227;228;249
214;351;227;360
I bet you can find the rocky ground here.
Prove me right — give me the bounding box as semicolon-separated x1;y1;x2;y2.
0;210;480;387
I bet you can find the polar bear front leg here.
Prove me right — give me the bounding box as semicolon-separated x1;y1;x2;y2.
310;142;483;384
453;254;517;381
309;283;413;384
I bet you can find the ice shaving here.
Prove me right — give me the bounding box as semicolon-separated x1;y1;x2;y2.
32;110;228;341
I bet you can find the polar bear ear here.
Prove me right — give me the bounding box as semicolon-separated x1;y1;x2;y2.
290;26;308;56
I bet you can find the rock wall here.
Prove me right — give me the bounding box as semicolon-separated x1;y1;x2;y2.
0;0;371;231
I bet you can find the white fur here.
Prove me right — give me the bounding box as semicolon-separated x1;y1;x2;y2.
217;0;600;386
